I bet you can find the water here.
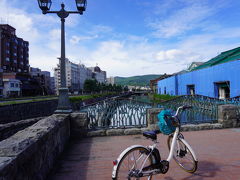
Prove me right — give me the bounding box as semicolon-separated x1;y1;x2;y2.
80;98;151;129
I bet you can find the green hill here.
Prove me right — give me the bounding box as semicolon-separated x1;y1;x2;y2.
115;74;162;86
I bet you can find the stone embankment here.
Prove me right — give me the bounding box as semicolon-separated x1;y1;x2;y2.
0;114;70;180
0;117;43;141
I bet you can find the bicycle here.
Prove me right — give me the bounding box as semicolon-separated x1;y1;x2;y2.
112;105;198;180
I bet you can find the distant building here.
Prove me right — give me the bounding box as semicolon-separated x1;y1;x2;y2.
41;71;51;94
0;68;3;97
54;66;60;94
89;66;107;83
2;78;21;98
0;24;29;74
150;74;172;93
157;47;240;99
54;59;107;94
107;76;115;85
79;64;92;90
29;67;52;95
50;77;55;95
54;58;80;94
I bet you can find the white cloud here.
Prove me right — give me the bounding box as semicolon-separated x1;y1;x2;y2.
0;0;40;42
149;1;221;38
70;35;98;44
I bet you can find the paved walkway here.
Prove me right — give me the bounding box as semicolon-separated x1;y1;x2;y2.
47;128;240;180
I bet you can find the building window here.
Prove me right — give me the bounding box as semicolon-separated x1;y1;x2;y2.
214;81;230;99
10;83;14;88
15;84;19;88
164;87;167;94
5;57;10;62
6;42;10;47
187;85;195;95
6;50;10;54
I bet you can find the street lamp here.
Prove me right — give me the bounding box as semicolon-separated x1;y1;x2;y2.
37;0;87;113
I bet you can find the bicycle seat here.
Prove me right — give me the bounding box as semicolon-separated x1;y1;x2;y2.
143;130;159;140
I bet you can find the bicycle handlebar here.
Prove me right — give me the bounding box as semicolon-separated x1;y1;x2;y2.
174;105;192;117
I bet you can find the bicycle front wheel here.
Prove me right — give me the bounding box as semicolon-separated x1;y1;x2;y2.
167;135;198;173
115;147;153;180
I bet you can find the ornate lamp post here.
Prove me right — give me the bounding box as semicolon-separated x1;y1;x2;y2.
37;0;87;113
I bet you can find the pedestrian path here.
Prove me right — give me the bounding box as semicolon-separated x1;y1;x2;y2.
47;128;240;180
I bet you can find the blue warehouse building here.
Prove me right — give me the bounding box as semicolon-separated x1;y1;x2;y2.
157;47;240;99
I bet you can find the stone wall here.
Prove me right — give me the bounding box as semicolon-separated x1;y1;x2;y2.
0;117;43;141
146;108;163;131
0;114;70;180
0;100;58;124
218;104;240;128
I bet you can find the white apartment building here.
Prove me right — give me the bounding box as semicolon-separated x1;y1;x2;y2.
0;68;3;97
54;59;107;94
107;76;115;85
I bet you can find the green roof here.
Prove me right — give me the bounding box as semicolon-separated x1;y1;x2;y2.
192;47;240;71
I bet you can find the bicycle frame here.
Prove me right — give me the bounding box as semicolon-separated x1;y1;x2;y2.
167;126;180;162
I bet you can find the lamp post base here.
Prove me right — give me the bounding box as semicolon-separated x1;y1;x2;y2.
55;87;72;114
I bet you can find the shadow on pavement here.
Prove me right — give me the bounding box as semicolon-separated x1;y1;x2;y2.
163;161;221;180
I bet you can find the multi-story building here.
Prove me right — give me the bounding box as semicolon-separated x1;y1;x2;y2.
90;66;107;83
0;24;29;73
50;77;55;95
2;78;21;98
54;65;60;94
54;58;73;93
0;24;31;97
107;76;115;85
54;59;107;94
0;68;3;97
79;64;92;90
29;67;52;95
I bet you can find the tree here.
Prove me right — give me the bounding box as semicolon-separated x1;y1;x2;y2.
84;79;98;93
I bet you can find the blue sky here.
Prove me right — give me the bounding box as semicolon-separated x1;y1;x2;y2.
1;0;240;77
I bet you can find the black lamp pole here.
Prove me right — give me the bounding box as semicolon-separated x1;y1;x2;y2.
37;0;87;113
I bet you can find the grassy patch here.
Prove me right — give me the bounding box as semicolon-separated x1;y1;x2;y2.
0;92;119;106
69;92;117;103
0;97;57;106
150;94;177;103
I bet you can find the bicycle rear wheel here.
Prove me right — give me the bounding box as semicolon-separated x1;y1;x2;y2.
167;135;198;173
115;147;153;180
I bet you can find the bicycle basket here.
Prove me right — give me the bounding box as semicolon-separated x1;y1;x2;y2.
157;109;176;135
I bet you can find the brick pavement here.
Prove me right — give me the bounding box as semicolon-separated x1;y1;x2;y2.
47;128;240;180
